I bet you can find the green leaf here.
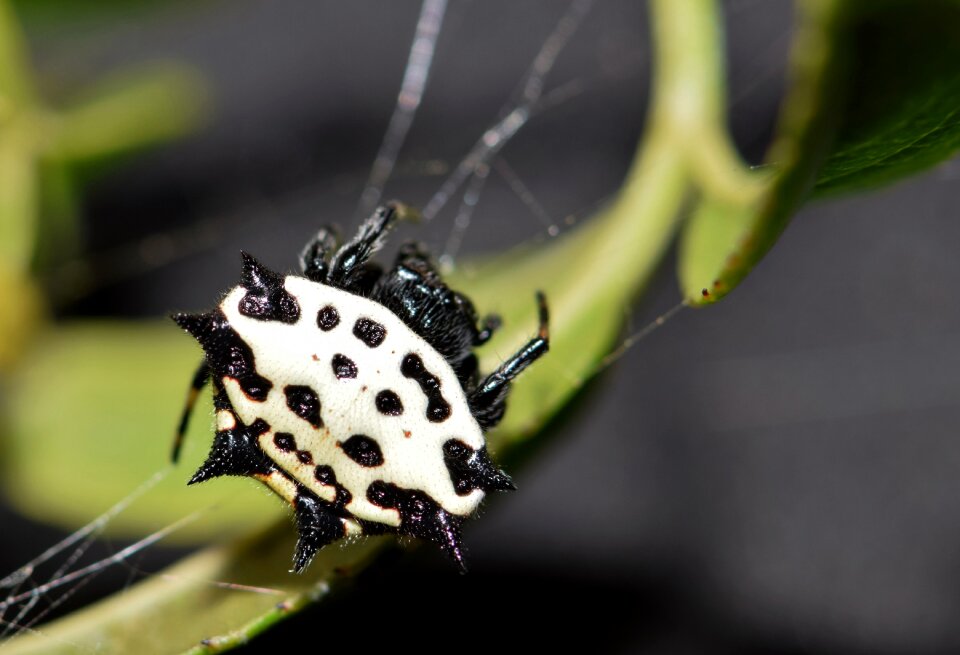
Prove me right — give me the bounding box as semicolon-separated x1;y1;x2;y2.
0;523;388;655
3;323;282;542
0;1;713;651
47;64;209;166
679;0;960;305
456;137;686;445
0;138;38;271
679;0;846;304
813;1;960;195
10;0;960;650
0;264;44;373
0;0;36;108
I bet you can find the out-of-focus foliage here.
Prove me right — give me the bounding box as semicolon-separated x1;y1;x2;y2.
2;0;960;652
679;0;960;305
11;0;191;26
0;0;206;371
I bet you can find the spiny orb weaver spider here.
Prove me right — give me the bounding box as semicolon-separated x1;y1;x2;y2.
171;202;549;572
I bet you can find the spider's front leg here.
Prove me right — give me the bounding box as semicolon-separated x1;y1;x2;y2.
468;292;549;430
327;203;405;292
299;226;339;282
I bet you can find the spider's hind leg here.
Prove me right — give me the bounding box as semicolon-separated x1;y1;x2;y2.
468;292;549;430
170;360;210;463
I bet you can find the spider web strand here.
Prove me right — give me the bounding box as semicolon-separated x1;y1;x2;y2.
0;470;169;591
357;0;448;218
422;0;594;224
0;509;202;611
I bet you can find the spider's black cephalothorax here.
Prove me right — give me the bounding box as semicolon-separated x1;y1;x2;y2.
172;202;549;572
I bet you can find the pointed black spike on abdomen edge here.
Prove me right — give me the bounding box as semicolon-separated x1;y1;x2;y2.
434;509;468;574
480;465;516;493
240;251;283;292
471;446;515;492
292;492;347;573
443;440;516;495
238;251;301;323
172;311;215;341
366;481;468;571
188;420;273;485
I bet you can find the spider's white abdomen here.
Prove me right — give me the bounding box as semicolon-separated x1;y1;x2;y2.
173;204;546;571
220;276;486;525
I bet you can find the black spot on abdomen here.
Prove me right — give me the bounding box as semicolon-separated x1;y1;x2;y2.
353;318;386;347
332;354;358;379
274;432;297;452
313;465;352;508
314;465;336;484
284;385;323;428
375;390;404;416
273;431;316;467
400;353;451;422
339;434;384;467
317;305;340;331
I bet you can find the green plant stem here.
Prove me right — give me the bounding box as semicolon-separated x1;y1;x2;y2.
0;0;37;270
0;0;34;108
48;65;208;164
651;0;762;205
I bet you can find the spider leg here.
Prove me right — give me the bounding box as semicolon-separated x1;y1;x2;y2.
475;313;501;345
299;226;339;282
170;360;210;463
468;292;549;430
326;203;402;292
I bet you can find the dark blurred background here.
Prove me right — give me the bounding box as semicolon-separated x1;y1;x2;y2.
4;0;960;652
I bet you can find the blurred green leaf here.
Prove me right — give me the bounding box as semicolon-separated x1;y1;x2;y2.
679;0;960;305
47;64;208;166
0;138;38;270
7;0;960;651
0;0;745;650
0;0;208;368
4;323;281;541
0;0;35;107
0;264;44;372
813;2;960;195
0;524;388;655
